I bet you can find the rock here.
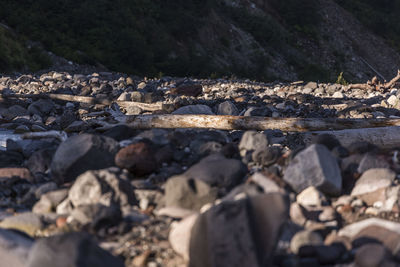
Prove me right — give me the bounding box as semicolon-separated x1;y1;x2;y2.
357;153;391;173
170;84;202;97
351;168;395;205
0;167;32;182
252;146;281;166
387;95;398;106
0;212;44;236
136;129;170;146
64;120;88;132
51;134;119;184
156;207;197;219
216;101;239;115
26;148;55;176
312;134;341;150
3;105;28;120
249;172;281;193
283;144;342;196
33;189;68;214
28;99;54;116
0;228;34;267
296;186;327;208
26;232;125;267
70;203;122;229
67;167;136;209
103;125;137;141
0;151;24;167
354;243;392;267
189;193;288;267
304;82;318;90
290;202;307;226
115;142;157;176
243;107;271;117
169;213;199;260
179;153;247;190
238;131;269;157
164;176;217;211
332;91;344;98
290;230;323;254
172;105;214;115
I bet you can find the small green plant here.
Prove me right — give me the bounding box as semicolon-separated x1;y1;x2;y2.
336;72;348;85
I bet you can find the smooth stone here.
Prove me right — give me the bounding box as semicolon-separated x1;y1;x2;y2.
238;131;269;157
33;189;68;214
290;230;323;254
216;101;239;115
296;186;327;208
67;167;136;209
0;213;44;236
26;232;124;267
351;168;395;201
169;213;199;261
0;228;34;267
164;176;217;211
172;105;214;115
357;153;391;173
70;203;121;229
179;153;247;190
189;193;288;267
355;243;392;267
283;144;342;196
28;99;54;116
249;172;281;193
115;142;157;177
51;134;119;184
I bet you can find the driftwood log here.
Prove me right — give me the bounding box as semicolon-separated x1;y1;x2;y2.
92;114;400;132
0;93;174;112
346;69;400;91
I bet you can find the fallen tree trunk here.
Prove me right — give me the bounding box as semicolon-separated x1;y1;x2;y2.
93;114;400;132
301;126;400;149
0;93;173;112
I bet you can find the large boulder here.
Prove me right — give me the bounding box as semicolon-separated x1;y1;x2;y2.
26;232;125;267
189;193;288;267
50;134;119;184
283;144;342;196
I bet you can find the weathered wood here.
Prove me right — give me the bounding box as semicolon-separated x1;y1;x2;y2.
92;114;400;132
21;131;68;142
302;126;400;149
0;93;172;112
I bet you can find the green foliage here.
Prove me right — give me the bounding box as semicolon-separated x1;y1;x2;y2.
336;72;349;85
0;27;51;73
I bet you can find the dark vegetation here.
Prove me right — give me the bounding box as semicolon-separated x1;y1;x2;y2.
1;0;399;81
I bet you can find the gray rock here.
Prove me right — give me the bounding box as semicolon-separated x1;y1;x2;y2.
26;232;125;267
0;228;34;267
351;168;395;204
243;107;271;117
290;230;323;254
180;153;247;189
238;131;269;157
33;189;68;214
164;176;217;211
68;167;136;209
357;153;391;173
189;193;288;267
283;144;342;196
28;99;54;116
2;105;28;120
0;212;44;236
355;243;392;267
50;134;119;184
172;105;214;115
216;101;239;115
70;203;121;229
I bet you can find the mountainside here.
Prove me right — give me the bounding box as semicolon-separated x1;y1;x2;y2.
1;0;400;82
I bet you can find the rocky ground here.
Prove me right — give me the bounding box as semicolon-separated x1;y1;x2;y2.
1;72;400;266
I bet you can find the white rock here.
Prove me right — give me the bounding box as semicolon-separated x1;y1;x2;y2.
169;213;199;261
351;168;395;197
296;186;327;207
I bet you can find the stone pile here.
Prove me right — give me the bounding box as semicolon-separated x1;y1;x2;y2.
1;72;400;266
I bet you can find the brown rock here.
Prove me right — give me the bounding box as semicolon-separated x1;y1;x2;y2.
0;168;32;182
170;84;202;97
115;142;157;176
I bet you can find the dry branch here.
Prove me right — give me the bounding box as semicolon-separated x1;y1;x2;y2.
92;114;400;132
0;93;173;112
346;69;400;91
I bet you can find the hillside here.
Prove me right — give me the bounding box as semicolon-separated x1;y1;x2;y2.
1;0;400;82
